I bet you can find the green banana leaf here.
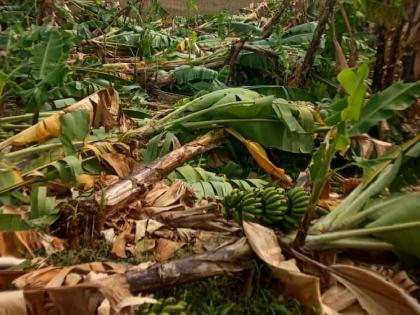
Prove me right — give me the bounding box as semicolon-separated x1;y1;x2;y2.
243;85;313;101
173;66;218;86
0;160;23;192
30;29;65;84
59;111;89;155
350;81;420;136
366;192;420;258
0;214;31;232
280;22;317;45
0;186;58;231
168;165;267;199
141;132;177;165
183;95;314;153
236;51;274;71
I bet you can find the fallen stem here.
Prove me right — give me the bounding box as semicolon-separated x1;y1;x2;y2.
126;237;252;293
305;221;420;247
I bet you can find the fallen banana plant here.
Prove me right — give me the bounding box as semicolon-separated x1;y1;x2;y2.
0;88;128;150
98;129;225;207
305;136;420;257
126;237;252;292
0;238;252;314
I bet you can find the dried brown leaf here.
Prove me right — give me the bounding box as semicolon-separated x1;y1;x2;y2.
14;262;127;289
24;284;103;315
330;264;420;315
111;223;132;258
144;181;193;207
100;153;136;178
352;134;393;160
0;290;27;315
0;230;45;258
243;222;324;311
155;239;182;261
322;285;358;312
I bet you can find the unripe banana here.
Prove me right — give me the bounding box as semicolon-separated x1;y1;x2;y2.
264;194;283;205
260;216;276;225
265;200;286;209
265;206;288;215
242;212;256;220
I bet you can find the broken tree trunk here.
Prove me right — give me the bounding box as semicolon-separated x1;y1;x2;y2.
338;2;357;67
149;202;242;232
402;1;420;82
372;26;387;92
225;37;248;85
289;0;337;87
384;23;403;88
261;0;290;39
126;237;252;293
97;129;225;208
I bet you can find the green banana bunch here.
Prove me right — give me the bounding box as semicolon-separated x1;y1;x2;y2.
281;187;310;230
222;186;309;229
137;297;188;315
260;186;288;225
240;188;264;221
221;189;244;220
222;188;264;223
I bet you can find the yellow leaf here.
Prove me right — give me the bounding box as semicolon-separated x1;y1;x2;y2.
245;12;258;22
0;160;23;191
246;141;293;186
313;109;326;125
176;39;187;52
226;128;293;187
76;174;95;189
11;113;61;146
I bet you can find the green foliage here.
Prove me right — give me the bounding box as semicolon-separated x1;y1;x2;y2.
168;164;267;198
355;0;405;26
0;159;22;192
365;193;420;258
389;143;420;191
244;85;313;101
51;156;84;186
1;25;74;112
59;111;89;155
280;22;317;45
0;186;58;231
174;92;315;153
141;132;177;164
338;64;369;121
173;65;219;93
155;275;303;315
350;81;420;136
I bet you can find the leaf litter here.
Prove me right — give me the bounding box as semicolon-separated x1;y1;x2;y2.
0;1;420;314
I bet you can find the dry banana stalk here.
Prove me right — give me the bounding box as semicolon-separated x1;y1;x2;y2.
97;130;225;208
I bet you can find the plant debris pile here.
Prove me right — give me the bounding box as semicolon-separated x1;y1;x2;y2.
0;1;420;314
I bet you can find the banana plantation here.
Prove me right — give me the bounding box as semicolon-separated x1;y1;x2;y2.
0;0;420;314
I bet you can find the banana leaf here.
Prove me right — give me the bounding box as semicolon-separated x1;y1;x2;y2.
180;95;314;153
236;51;274;71
30;29;65;84
350;81;420;136
280;22;317;45
173;66;218;86
168;165;267;198
365;193;420;258
243;85;313;101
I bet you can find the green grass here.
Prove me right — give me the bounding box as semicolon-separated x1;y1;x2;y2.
153;275;303;315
